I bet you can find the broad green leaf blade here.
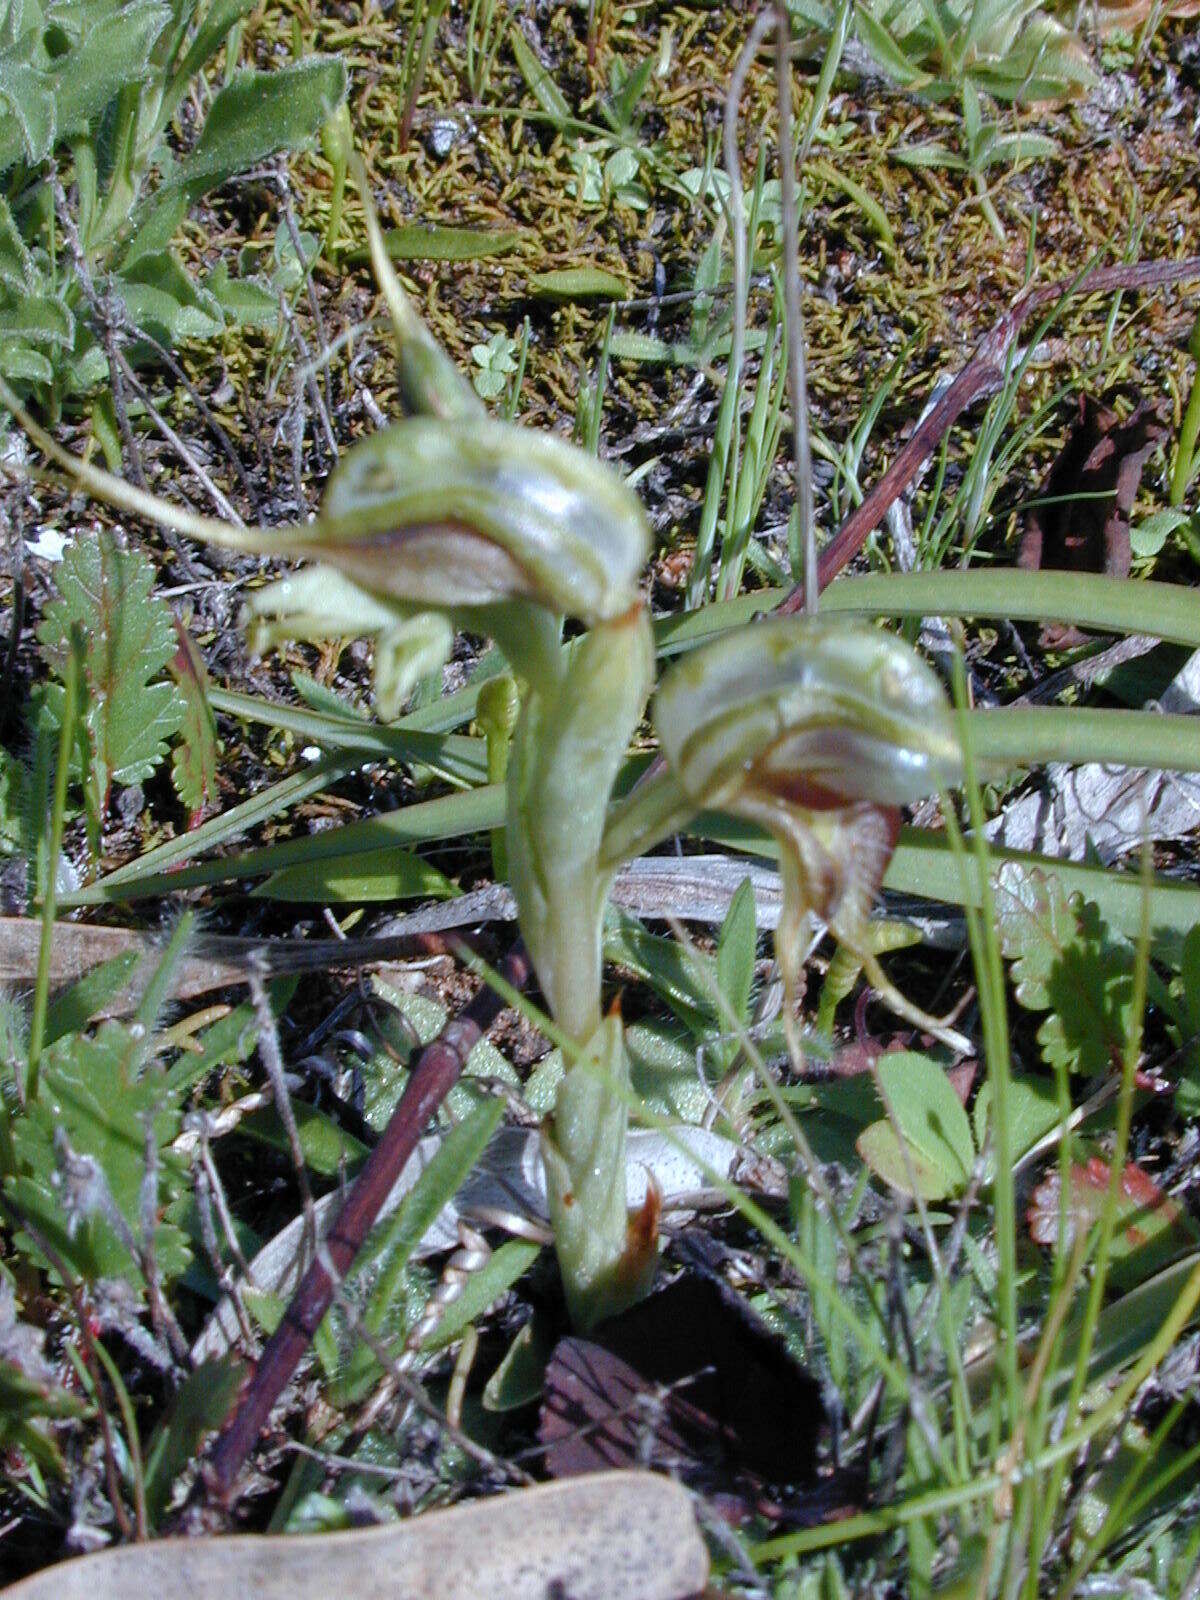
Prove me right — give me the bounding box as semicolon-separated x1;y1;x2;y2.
857;1052;974;1200
142;1357;244;1524
174;57;347;197
528;267;628;301
510;26;570;128
42;950;140;1046
252;845;461;903
421;1237;541;1351
362;224;525;263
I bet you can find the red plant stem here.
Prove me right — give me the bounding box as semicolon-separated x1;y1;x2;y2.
207;943;533;1500
780;253;1200;611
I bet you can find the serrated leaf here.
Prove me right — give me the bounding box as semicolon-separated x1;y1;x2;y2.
168;624;219;818
1027;1156;1199;1284
9;1020;190;1284
994;862;1135;1077
856;1051;975;1199
36;533;184;814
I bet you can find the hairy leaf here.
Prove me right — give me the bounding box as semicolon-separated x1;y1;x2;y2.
36;533;184;815
174;58;348;197
9;1020;190;1284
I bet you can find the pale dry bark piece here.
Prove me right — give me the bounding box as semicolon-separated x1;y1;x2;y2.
988;651;1200;862
0;859;969;1020
3;1471;708;1600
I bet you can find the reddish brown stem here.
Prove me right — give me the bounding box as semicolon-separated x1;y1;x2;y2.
207;943;533;1500
780;253;1200;610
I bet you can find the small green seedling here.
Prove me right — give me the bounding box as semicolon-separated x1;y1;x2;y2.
1;155;965;1330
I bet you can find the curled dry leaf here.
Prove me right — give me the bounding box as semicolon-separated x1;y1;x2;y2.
3;1472;708;1600
1017;392;1167;648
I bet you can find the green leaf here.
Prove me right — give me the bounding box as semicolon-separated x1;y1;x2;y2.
856;1051;975;1200
527;266;628;301
1131;508;1190;559
173;57;347;197
0;340;52;384
158;0;253;125
854;3;932;85
332;1095;504;1402
0;294;74;349
716;876;757;1035
252;845;460;903
114;277;223;345
510;26;570;129
43;949;140;1046
203;261;280;328
972;1074;1061;1168
49;0;168;147
36;533;184;814
364;223;524;263
142;1357;244;1524
994;863;1135;1078
420;1238;541;1350
168;626;219;817
0;60;54;173
9;1021;190;1283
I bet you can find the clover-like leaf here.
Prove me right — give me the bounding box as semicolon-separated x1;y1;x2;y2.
856;1051;975;1200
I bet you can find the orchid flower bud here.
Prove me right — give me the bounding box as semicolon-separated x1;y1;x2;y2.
655;616;962;813
654;617;966;1047
313;416;650;627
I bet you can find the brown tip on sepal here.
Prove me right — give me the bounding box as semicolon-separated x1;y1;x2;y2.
623;1169;661;1284
606;989;625;1021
